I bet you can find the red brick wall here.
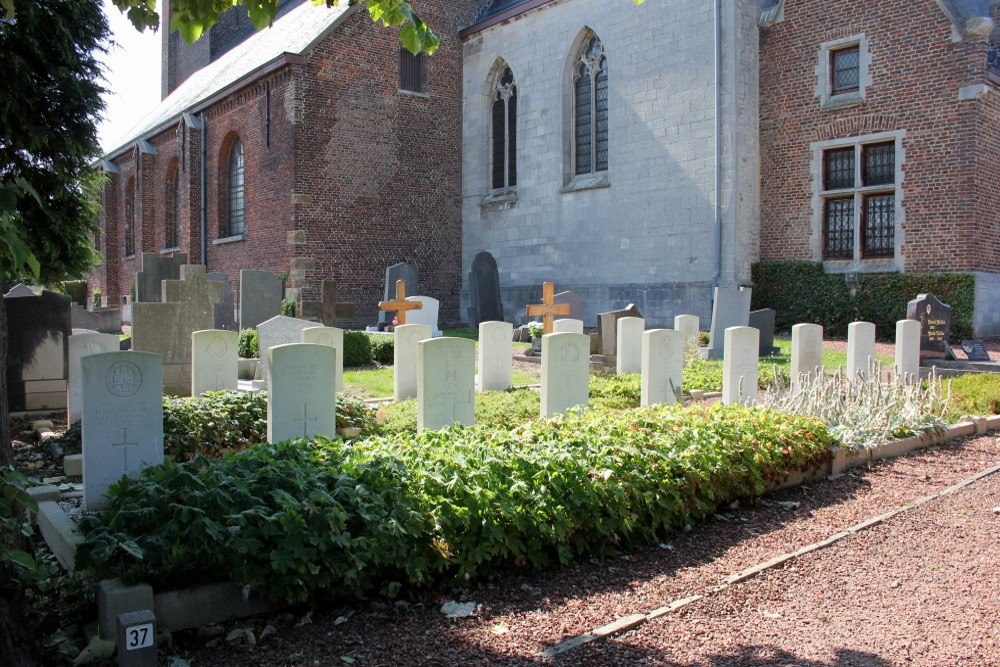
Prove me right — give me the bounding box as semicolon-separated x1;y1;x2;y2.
759;1;990;273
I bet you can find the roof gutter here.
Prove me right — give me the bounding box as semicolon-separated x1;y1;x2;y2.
459;0;558;40
103;52;307;163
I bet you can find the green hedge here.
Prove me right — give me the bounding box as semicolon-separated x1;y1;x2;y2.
342;331;395;367
76;404;835;603
751;261;975;339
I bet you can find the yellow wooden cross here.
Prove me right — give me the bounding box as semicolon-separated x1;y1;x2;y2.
526;281;570;335
378;280;422;325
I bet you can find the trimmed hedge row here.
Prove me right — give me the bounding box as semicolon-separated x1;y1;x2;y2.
77;404;836;603
751;261;974;339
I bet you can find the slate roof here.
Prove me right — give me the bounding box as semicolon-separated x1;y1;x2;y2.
105;1;351;158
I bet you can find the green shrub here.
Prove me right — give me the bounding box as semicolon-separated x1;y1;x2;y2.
163;391;269;460
367;333;394;364
237;328;259;359
343;330;373;367
280;298;296;317
77;404;836;602
90;286;101;309
946;373;1000;420
60;280;87;306
751;261;975;339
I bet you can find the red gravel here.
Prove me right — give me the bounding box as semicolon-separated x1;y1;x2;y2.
175;435;1000;667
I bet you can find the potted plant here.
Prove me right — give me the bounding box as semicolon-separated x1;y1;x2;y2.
527;321;544;350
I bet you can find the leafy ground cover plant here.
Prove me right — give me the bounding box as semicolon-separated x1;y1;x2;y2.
77;404;835;603
762;364;950;450
945;372;1000;421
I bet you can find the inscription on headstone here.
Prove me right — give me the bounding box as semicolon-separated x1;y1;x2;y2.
417;338;475;432
266;343;336;443
906;293;953;357
478;321;513;391
641;329;683;406
540;332;590;417
961;339;991;362
394;323;432;401
301;326;345;392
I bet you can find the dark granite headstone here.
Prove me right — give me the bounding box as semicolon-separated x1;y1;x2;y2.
378;262;419;328
207;272;236;330
748;308;780;357
706;286;752;360
906;293;952;357
597;304;642;358
5;289;71;411
961;339;991;362
554;290;583;321
468;251;503;326
135;252;187;303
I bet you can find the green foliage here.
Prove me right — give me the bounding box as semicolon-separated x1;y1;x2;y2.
343;330;374;367
751;262;975;339
368;333;394;364
280;298;296;317
526;321;544;339
162;391;269;461
77;404;835;602
945;373;1000;420
90;285;102;309
59;280;87;306
376;388;542;435
238;328;259;359
683;361;724;392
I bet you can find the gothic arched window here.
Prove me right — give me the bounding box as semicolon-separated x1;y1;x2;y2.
573;36;608;176
226;139;245;236
165;162;179;248
491;66;517;191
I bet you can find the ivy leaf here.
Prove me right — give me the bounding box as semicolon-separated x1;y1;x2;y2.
6;549;37;572
1;0;13;19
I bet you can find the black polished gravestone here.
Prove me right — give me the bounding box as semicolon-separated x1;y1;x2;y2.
906;293;956;359
468;251;504;327
961;339;991;362
748;308;780;357
5;289;71;411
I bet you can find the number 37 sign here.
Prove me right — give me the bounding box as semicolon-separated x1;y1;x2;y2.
126;622;154;650
116;610;157;666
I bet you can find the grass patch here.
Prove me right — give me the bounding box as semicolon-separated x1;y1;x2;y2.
344;366;538;399
945;373;1000;421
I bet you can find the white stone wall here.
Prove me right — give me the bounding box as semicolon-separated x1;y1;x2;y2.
460;0;760;326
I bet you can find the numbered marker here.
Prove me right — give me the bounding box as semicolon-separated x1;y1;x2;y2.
126;622;154;650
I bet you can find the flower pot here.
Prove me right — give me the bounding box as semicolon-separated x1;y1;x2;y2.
238;358;259;380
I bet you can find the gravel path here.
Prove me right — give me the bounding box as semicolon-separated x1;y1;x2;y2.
176;434;1000;667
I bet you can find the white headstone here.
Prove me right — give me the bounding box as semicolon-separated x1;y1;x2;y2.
895;319;921;380
403;296;442;336
67;333;120;424
847;321;876;380
81;351;164;511
394;323;432;400
418;338;475;432
5;283;37;298
674;313;700;367
256;315;317;382
266;343;336;443
301;326;345;392
72;328;97;335
541;332;590;417
641;329;684;406
790;323;824;386
553;318;584;334
478;321;513;391
616;317;644;374
191;330;238;395
722;326;759;406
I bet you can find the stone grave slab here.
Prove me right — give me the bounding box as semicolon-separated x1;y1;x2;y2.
418;338;475;432
405;296;442;336
895;319;921;380
239;270;281;331
641;329;684;406
301;326;344;392
478;321;513;391
379;262;419;327
68;333;120;424
553;319;584;334
597;304;642;359
616;317;644;374
132;265;223;395
706;287;752;360
961;339;991;362
266;343;336;444
722;326;759;406
135;252;187;303
541;332;590;417
82;351;164;511
790;323;823;386
468;251;503;326
5;289;71;411
206;273;236;331
906;293;954;359
394;324;432;401
191;330;238;395
256;315;318;383
748;308;780;356
847;321;876;380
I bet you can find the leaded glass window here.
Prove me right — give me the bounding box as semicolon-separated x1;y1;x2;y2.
227;139;245;237
863;194;894;257
824;148;854;190
491;66;517;190
831;45;859;95
824;198;854;258
574;36;608;176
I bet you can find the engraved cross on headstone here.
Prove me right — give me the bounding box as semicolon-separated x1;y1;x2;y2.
378;280;422;326
112;427;139;471
526;282;571;335
293;404;319;438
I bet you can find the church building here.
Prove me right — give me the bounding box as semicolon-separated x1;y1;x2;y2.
94;0;1000;335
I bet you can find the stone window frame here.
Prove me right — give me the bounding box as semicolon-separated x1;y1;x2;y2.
217;133;246;243
562;29;611;193
490;63;518;194
810;130;905;274
815;34;870;110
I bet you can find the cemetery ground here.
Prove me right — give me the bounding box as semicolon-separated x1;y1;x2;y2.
3;334;1000;665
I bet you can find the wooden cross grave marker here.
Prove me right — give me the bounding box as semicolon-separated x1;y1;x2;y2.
378;280;422;326
300;279;357;326
526;281;570;335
